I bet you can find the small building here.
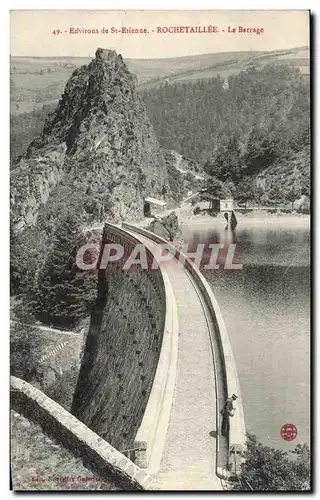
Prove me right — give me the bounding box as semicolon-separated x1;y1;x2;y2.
144;197;168;217
222;78;229;91
220;199;234;212
209;198;220;211
256;174;266;189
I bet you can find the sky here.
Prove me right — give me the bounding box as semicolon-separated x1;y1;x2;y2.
10;10;309;59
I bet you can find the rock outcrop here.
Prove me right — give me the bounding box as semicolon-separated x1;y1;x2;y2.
11;48;170;232
147;211;182;242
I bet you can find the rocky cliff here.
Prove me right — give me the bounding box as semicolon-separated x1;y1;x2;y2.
11;48;170;232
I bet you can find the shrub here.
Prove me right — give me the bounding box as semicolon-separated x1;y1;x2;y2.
234;433;311;491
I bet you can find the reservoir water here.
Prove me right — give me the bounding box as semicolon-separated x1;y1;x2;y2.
183;219;310;450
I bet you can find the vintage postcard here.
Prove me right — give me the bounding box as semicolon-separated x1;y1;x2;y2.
10;10;310;491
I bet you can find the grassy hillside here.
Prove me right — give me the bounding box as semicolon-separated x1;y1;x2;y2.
10;46;309;115
138;47;309;89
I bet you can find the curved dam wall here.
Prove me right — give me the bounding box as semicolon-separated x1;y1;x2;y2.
72;223;168;456
123;223;246;477
10;376;152;490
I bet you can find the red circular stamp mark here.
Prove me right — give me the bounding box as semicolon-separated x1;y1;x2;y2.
281;424;297;441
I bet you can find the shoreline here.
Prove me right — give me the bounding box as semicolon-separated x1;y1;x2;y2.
177;210;310;231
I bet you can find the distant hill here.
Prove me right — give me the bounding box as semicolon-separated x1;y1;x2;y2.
137;46;309;90
141;63;310;204
142;63;310;163
10;46;309;115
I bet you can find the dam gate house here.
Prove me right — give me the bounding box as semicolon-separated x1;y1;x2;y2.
143;197;168;217
206;197;234;212
220;199;237;229
220;199;234;212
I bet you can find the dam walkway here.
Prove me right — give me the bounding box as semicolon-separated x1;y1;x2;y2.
125;228;225;490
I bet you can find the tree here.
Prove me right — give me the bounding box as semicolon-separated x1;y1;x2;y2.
161;185;168;196
212;137;242;183
235;178;255;208
206;177;227;198
161;211;181;241
35;212;97;327
201;177;228;210
148;211;181;242
286;181;302;211
244;128;281;176
233;434;310;491
253;185;265;209
10;224;47;297
301;175;310;199
267;179;285;209
10;300;42;382
224;136;242;182
203;157;222;178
